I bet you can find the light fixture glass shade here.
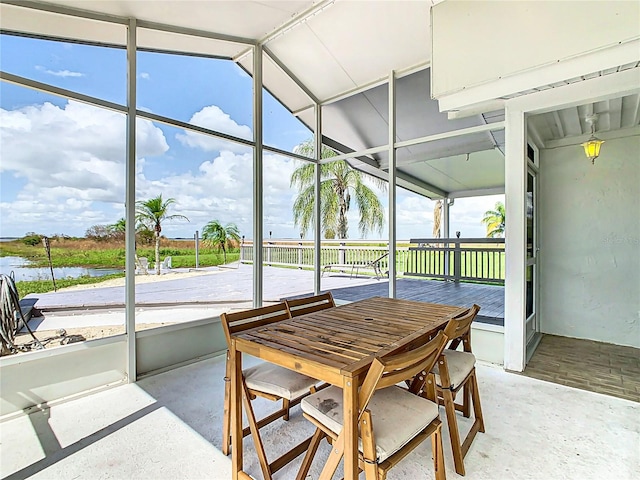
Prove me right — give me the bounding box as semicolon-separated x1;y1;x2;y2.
582;136;604;164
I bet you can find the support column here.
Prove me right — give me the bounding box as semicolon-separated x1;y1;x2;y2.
388;71;397;298
125;18;137;383
443;197;451;277
443;197;451;239
314;104;322;294
253;45;263;308
504;105;527;372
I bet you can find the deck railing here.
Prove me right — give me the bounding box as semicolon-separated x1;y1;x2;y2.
406;238;505;284
240;238;504;284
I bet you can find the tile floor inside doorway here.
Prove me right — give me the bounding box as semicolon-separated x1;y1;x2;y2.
524;334;640;403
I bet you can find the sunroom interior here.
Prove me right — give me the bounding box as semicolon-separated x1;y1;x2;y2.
0;0;638;439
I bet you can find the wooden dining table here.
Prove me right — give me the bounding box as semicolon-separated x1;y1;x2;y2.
228;296;467;480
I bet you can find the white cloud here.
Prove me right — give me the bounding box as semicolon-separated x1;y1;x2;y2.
35;65;84;77
135;152;303;240
0;100;504;241
176;105;252;154
0;101;168;236
140;72;150;80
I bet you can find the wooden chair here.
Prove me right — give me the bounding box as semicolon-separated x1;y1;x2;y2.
285;292;335;317
296;330;450;480
431;304;484;476
220;303;320;480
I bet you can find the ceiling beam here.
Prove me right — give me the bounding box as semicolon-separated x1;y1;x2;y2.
1;0;129;25
388;170;447;198
320;61;429;106
135;19;255;46
544;125;640;149
448;187;505;199
621;93;640;128
321;137;380;168
606;97;622;130
0;70;127;113
262;46;320;104
233;0;336;62
527;123;546;149
395;121;505;149
437;40;640;113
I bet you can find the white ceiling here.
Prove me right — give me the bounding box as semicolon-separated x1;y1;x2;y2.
1;0;636;199
529;93;640;146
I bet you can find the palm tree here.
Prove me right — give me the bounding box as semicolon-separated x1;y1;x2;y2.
136;195;189;274
482;201;506;238
109;217;127;234
202;220;241;264
291;139;385;239
107;217;127;241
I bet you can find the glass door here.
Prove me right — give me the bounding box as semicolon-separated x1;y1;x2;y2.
525;144;541;362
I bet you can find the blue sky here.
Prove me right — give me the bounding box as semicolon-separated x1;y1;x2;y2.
0;33;502;240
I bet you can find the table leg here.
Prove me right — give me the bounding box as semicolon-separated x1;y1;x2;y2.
230;340;243;480
342;375;359;480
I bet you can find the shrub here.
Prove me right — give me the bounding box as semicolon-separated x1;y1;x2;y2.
22;233;42;246
85;225;112;242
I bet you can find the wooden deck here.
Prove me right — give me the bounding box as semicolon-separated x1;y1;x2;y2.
298;278;504;326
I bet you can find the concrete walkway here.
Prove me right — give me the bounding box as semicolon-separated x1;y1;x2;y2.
28;263;381;310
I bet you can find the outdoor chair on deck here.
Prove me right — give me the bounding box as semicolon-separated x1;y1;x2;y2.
296;331;450;480
160;256;172;272
430;304;484;476
220;303;320;480
285;292;335;317
134;255;149;275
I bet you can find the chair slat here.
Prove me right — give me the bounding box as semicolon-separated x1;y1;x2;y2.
285;292;335;318
221;303;291;342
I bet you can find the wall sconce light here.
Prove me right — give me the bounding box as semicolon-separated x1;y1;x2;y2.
581;114;604;164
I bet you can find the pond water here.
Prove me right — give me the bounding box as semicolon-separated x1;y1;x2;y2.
0;256;122;282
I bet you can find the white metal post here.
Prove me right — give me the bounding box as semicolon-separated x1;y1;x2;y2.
388;71;397;298
253;45;263;307
504;105;527;372
314;104;322;294
125;18;137;383
443;197;450;277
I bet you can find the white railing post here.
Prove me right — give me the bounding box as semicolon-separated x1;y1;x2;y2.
298;242;303;268
453;239;462;282
339;242;346;265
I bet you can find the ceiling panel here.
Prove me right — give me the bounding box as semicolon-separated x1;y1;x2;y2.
302;1;430;88
401;149;505;193
238;53;314;115
0;3;127;45
138;28;243;58
266;24;358;101
39;0;315;40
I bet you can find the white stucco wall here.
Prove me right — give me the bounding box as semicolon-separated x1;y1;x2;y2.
539;135;640;347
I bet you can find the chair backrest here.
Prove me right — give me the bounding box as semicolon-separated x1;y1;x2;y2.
161;256;172;269
366;252;388;266
442;304;481;352
220;302;291;346
357;330;449;417
285;292;336;317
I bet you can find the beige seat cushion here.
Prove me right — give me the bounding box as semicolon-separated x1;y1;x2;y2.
243;362;318;400
301;385;439;463
432;349;476;389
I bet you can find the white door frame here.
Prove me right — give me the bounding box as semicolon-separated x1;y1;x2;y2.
503;68;640;372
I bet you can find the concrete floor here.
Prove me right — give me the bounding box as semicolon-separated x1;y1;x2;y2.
2;355;639;480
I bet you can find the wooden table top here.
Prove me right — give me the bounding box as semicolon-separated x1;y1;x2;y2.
233;296;465;380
